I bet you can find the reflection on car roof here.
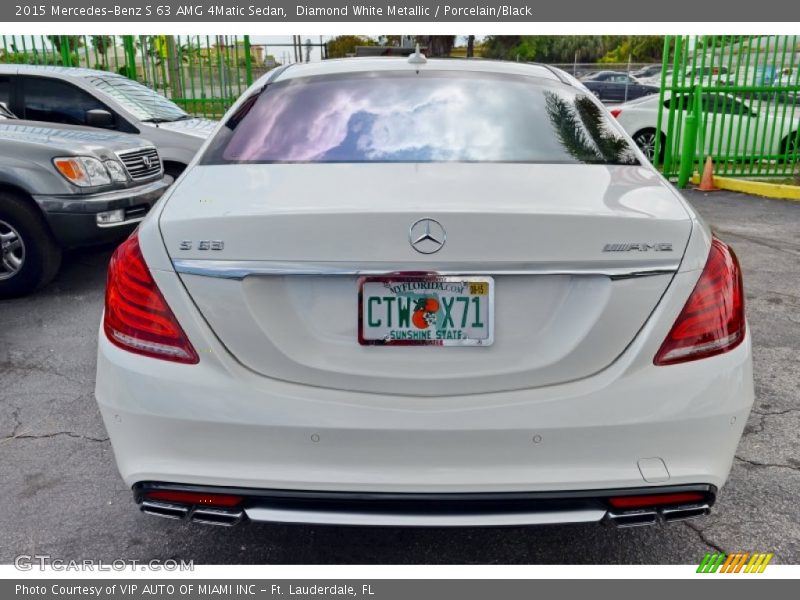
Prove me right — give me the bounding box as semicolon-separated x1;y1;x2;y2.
0;64;126;79
0;122;127;144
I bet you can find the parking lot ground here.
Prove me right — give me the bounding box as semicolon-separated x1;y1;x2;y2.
0;188;798;565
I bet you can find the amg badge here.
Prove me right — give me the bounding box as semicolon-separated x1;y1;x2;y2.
603;243;673;252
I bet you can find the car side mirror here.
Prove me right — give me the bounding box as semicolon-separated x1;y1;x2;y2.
86;109;115;129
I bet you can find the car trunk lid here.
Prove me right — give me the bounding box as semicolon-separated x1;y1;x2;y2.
160;162;691;395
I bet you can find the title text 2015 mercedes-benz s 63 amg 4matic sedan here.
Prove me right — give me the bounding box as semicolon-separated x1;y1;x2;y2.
95;55;753;529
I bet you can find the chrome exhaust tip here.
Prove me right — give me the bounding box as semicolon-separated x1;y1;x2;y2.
140;500;244;526
606;509;659;527
190;507;244;527
606;503;711;528
662;504;711;523
141;500;190;520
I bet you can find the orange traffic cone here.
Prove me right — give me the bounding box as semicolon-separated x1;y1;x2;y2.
697;156;718;192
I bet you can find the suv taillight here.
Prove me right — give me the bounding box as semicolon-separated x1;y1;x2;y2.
104;232;199;364
654;237;745;366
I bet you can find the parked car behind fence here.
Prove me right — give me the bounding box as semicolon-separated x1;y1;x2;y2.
610;91;800;167
580;70;660;103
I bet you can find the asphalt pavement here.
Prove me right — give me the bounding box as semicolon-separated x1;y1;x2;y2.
1;188;798;565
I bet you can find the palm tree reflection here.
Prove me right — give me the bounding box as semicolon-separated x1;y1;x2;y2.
544;91;638;165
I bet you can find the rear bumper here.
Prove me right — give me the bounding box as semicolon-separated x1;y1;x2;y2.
133;482;716;528
95;264;754;527
96;328;753;496
33;178;168;247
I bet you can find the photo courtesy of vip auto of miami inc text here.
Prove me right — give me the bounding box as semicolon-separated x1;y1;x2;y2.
0;0;798;595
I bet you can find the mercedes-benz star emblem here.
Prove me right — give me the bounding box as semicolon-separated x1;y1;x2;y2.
409;218;446;254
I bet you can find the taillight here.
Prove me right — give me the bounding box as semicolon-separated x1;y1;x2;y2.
104;232;199;364
654;237;745;365
609;108;622;118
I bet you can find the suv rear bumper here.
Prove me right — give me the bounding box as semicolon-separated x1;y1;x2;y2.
33;178;168;247
133;481;716;528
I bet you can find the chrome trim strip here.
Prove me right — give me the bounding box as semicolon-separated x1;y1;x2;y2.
245;506;606;527
115;145;159;157
172;259;680;281
96;216;145;229
537;63;574;86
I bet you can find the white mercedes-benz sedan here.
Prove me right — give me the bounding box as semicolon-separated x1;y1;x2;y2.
95;55;753;529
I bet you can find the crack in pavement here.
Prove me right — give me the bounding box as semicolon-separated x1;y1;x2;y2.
0;392;101;444
751;407;800;417
0;431;109;444
684;520;726;554
714;228;800;257
0;361;87;387
769;289;800;300
762;289;800;305
735;455;799;471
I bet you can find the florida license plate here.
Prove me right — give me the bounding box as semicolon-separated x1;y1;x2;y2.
358;276;494;346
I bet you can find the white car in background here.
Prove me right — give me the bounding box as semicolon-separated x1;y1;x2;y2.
95;57;753;529
611;91;800;162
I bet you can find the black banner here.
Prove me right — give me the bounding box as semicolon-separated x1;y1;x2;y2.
4;579;797;600
4;0;799;22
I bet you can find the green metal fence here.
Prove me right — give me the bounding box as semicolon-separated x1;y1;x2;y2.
0;35;266;118
6;35;797;181
656;35;800;185
129;35;256;118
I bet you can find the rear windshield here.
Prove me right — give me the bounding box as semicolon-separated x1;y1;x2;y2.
201;71;639;165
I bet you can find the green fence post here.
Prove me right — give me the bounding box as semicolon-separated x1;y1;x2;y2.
677;85;701;188
122;35;137;79
663;35;683;176
653;35;671;169
59;35;71;66
694;83;705;162
243;35;253;85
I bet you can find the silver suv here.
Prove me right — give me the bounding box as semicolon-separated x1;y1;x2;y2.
0;65;217;180
0;103;168;297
